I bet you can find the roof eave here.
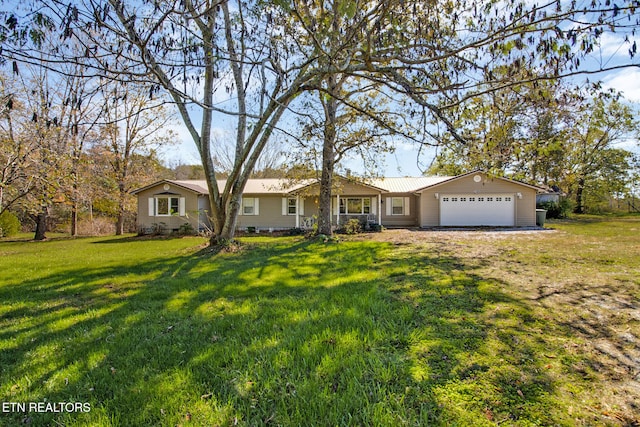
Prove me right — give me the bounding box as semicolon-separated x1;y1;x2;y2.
414;170;546;193
130;179;206;196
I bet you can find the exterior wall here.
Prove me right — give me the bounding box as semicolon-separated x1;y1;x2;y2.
336;182;380;196
420;189;440;227
419;174;537;227
379;194;420;227
136;185;202;233
235;194;305;231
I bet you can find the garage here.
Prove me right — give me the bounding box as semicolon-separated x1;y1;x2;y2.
439;193;515;226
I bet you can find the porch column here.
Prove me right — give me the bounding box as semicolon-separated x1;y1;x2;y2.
378;193;382;226
296;194;300;228
336;194;340;226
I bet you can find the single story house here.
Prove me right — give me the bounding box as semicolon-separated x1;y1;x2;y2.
131;171;543;233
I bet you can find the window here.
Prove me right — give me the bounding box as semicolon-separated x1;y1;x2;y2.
287;198;297;215
282;197;304;216
150;196;185;217
156;196;179;216
487;197;493;202
386;197;410;216
442;197;449;202
392;197;404;215
505;196;512;202
347;198;361;214
469;197;475;202
241;197;259;215
363;198;371;214
340;198;371;214
496;197;502;202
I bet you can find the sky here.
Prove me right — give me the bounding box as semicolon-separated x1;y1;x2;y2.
160;35;640;178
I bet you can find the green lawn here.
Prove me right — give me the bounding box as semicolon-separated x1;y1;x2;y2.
1;217;639;426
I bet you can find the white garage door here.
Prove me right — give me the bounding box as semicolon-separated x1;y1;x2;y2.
440;194;515;226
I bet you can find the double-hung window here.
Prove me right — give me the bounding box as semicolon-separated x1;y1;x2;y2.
150;196;185;216
392;197;404;215
385;197;411;216
288;198;297;215
158;197;179;215
282;197;304;216
240;197;259;215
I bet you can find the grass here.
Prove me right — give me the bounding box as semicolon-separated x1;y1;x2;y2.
0;216;639;426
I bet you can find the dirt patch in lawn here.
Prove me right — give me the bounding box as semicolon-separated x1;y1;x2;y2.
353;226;640;425
354;227;556;244
354;227;558;261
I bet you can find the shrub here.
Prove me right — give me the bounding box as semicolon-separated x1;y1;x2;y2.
537;199;573;219
177;222;195;235
0;211;21;237
288;227;305;236
77;216;116;236
370;223;384;232
342;218;362;235
144;222;167;235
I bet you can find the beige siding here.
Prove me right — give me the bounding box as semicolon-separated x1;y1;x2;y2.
336;182;381;196
298;181;382;197
136;185;202;232
419;173;537;227
379;194;419;227
235;195;302;231
420;189;441;227
515;188;537;226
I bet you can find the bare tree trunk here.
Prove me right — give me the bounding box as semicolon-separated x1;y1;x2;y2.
574;176;586;214
70;174;79;236
71;201;78;236
317;79;339;236
115;212;125;235
34;205;49;240
115;183;126;235
207;187;243;246
318;133;336;235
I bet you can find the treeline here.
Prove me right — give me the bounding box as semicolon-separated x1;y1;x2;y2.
0;59;299;240
0;66;187;239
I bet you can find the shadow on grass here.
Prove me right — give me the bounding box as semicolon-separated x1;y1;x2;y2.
0;238;575;426
92;234;197;244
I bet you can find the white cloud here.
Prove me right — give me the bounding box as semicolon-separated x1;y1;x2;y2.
602;68;640;102
595;32;633;58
